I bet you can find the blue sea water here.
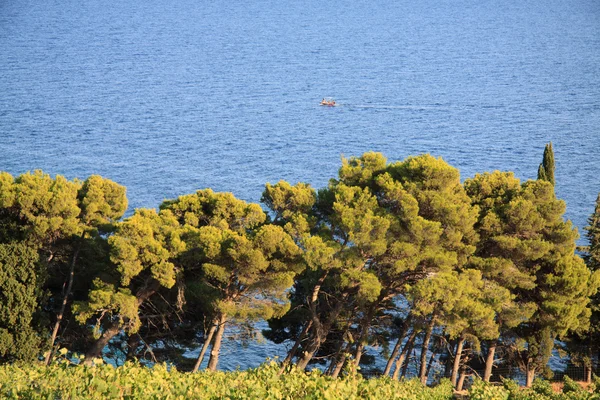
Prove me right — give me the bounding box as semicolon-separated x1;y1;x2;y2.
1;0;599;372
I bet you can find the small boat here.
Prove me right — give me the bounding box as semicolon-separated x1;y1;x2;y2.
320;97;336;107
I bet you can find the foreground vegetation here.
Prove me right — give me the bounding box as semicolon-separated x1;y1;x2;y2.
0;361;455;400
2;361;600;399
1;143;599;390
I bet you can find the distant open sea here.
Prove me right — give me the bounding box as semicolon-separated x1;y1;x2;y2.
1;0;599;372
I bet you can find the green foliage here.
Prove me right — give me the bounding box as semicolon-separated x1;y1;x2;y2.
500;376;600;400
531;378;554;397
0;170;128;363
0;242;42;361
585;194;600;273
469;378;509;400
78;175;128;230
0;362;455;400
0;151;597;381
108;208;181;288
465;170;594;380
537;142;555;187
563;376;585;395
0;170;81;245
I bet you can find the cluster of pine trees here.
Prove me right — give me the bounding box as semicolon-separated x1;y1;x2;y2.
0;145;599;389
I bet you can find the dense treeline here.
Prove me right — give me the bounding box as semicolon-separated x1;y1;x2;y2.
0;146;599;390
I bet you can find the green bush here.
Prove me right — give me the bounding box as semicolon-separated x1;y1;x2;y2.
0;361;456;400
468;378;509;400
532;378;554;397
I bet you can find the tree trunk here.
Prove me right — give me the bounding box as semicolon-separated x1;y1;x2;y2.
126;333;141;361
192;322;217;372
296;295;345;370
401;339;417;379
451;335;466;387
279;320;312;374
483;340;497;382
331;345;348;379
385;335;403;377
384;315;412;376
587;343;593;383
425;349;437;383
326;334;348;376
525;366;536;387
353;307;375;368
443;339;455;378
82;279;158;366
457;365;468;391
83;321;121;365
296;334;322;370
207;314;227;371
419;318;436;385
393;330;417;380
45;238;83;365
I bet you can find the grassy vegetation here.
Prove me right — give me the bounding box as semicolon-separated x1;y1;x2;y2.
0;361;455;400
467;376;600;400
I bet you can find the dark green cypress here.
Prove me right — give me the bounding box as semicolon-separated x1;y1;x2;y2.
537;142;555;186
585;194;600;272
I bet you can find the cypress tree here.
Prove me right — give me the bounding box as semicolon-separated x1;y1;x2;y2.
585;193;600;272
0;243;42;362
537;142;555;186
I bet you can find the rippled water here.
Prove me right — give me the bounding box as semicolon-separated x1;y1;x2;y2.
1;0;599;371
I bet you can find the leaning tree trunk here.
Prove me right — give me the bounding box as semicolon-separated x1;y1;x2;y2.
331;340;351;378
384;315;413;376
393;330;417;380
425;348;437;383
296;332;324;370
483;339;497;382
331;338;350;379
457;364;468;391
207;314;227;371
83;321;121;365
83;280;158;366
401;336;417;379
296;296;345;370
451;334;466;387
353;307;375;368
192;322;217;372
45;237;84;365
326;333;348;376
331;353;348;379
384;334;404;376
419;317;436;385
279;320;312;374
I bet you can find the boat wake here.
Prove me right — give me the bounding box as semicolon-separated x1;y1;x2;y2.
346;104;453;111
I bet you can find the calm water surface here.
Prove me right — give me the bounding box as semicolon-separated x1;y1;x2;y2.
1;0;599;371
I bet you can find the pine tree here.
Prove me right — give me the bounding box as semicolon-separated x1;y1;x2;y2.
565;193;600;381
0;171;127;364
264;152;480;377
161;189;302;371
466;171;594;386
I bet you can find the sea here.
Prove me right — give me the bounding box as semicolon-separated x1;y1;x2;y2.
1;0;599;373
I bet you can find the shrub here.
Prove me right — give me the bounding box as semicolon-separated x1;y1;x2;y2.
469;378;509;400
